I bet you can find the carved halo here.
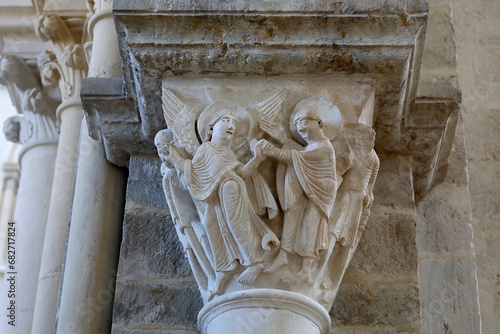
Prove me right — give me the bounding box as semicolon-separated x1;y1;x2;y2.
289;97;342;145
197;101;251;151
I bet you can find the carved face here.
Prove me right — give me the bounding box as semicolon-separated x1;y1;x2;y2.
296;117;322;143
211;114;238;144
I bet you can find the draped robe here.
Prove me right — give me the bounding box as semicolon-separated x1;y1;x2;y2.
184;142;279;272
278;138;337;257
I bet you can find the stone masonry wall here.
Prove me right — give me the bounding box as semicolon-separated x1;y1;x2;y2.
112;155;422;333
112;155;202;334
452;1;500;332
331;157;421;334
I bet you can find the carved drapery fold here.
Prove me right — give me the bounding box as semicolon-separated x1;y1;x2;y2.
154;78;379;331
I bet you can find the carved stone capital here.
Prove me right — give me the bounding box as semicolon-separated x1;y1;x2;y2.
35;14;60;42
61;44;87;70
36;13;87;101
152;78;379;333
0;55;59;151
3;116;23;144
38;50;60;89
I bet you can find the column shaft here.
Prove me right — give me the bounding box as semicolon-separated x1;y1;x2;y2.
0;177;18;268
56;128;126;333
31;100;82;333
55;2;127;332
0;143;57;333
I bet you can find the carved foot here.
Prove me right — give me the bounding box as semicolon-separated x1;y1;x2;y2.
263;250;288;274
208;272;230;301
280;274;295;288
297;269;314;285
238;263;264;285
297;258;315;284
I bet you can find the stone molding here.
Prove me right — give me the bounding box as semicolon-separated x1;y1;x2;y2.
82;0;459;200
198;289;331;334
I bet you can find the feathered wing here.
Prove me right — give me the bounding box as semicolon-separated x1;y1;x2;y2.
162;87;200;156
255;88;286;122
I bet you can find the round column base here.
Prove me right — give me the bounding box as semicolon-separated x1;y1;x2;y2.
198;289;331;334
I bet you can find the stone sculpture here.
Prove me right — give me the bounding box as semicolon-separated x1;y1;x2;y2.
260;99;337;285
0;55;59;147
155;85;379;313
156;93;281;300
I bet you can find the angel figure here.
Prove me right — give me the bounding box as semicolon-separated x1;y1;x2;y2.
330;124;379;247
156;93;279;300
260;99;337;284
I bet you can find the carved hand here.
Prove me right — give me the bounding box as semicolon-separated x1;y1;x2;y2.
158;143;184;170
168;146;185;169
259;139;273;155
363;193;374;208
259;119;287;144
250;139;267;162
158;145;170;158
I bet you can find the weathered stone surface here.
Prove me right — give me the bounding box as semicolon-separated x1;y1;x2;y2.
112;328;197;334
477;275;500;333
442;117;469;187
127;156;168;208
451;0;500;330
97;0;452;207
351;212;417;275
474;214;500;328
473;216;500;330
415;184;475;254
331;283;420;328
331;329;418;334
474;217;500;280
461;109;500;162
115;0;428;13
372;157;415;212
117;211;191;279
418;259;481;334
414;122;481;334
113;280;202;328
468;161;500;220
419;0;458;83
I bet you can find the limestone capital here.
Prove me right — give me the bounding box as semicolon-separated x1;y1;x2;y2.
61;44;87;70
3;116;23;144
38;50;60;89
0;55;59;151
35;14;61;42
153;79;379;329
36;14;88;100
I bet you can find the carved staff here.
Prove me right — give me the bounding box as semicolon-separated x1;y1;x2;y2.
162;173;216;283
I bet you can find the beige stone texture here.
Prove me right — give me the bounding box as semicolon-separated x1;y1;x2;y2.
331;154;420;333
420;0;458;84
451;0;500;332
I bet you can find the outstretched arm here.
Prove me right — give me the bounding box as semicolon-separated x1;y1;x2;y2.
237;139;266;179
261;139;293;164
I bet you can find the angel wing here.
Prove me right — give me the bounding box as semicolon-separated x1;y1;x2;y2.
162;87;200;156
255;88;286;122
254;89;287;143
